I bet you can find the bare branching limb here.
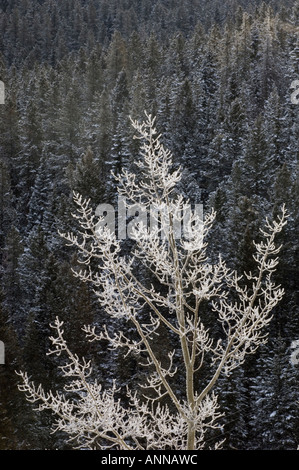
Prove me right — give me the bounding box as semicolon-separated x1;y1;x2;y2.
17;113;287;450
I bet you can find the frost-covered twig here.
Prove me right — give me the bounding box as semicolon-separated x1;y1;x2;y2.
17;113;287;450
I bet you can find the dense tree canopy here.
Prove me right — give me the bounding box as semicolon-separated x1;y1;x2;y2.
0;0;298;449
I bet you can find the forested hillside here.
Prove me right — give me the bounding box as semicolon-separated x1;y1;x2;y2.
0;0;298;449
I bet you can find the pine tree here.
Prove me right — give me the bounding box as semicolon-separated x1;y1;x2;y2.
250;338;299;450
67;145;105;204
1;226;24;335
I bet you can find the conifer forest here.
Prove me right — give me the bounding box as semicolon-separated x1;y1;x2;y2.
0;0;299;451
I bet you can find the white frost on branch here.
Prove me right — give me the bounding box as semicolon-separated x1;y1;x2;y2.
17;112;288;450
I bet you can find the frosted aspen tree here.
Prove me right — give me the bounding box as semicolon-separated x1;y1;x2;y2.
18;113;288;450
